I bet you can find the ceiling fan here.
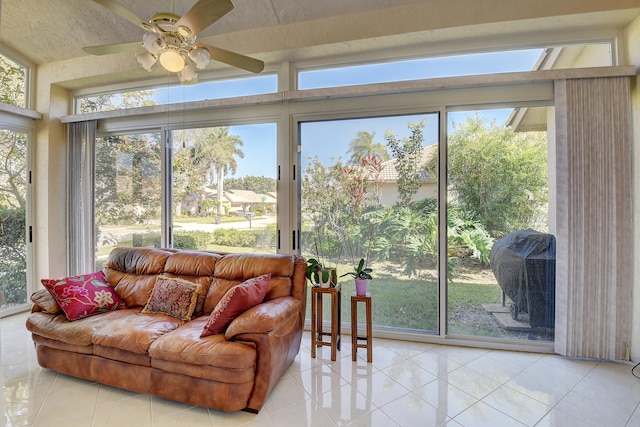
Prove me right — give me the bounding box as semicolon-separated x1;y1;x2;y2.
83;0;264;83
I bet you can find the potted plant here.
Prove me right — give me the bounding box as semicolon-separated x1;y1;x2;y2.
340;258;372;295
305;258;337;288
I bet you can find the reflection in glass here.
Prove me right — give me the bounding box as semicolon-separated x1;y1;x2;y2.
94;132;162;269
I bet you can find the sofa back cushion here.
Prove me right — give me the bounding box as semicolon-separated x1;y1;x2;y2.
162;250;221;317
104;247;173;308
203;253;296;314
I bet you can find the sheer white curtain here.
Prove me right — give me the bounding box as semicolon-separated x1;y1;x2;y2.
555;76;633;360
68;120;97;275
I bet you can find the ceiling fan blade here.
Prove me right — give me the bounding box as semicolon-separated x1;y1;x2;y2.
83;42;144;56
199;44;264;73
176;0;234;37
92;0;148;31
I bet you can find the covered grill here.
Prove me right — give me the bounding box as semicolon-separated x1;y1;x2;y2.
489;230;556;329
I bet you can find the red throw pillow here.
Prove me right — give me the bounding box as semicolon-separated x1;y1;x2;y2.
201;274;271;337
142;275;202;321
41;271;126;321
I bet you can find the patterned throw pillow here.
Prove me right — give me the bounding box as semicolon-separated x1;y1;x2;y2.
41;271;127;321
201;274;271;337
142;275;201;321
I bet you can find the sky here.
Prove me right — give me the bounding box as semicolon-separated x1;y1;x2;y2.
154;48;543;179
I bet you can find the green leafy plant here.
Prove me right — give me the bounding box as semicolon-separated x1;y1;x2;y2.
340;258;372;280
305;258;336;285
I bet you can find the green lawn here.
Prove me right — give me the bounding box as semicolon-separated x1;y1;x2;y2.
306;276;503;335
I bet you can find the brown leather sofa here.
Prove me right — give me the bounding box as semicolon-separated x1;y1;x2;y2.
26;247;307;413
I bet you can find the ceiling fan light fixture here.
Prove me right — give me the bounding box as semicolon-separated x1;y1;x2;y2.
142;32;165;55
188;47;210;70
159;48;185;72
136;52;157;71
177;25;193;38
179;63;198;83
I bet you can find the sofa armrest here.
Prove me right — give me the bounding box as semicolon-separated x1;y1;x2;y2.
30;288;61;314
224;295;305;413
224;296;302;340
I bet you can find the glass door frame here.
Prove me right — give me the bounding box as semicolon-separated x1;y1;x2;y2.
291;88;555;352
0;117;35;317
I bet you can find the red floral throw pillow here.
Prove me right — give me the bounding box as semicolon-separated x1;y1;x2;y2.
142;276;201;321
201;274;271;337
41;271;126;321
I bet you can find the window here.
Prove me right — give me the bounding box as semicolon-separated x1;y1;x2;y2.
298;42;614;90
77;41;578;350
94;132;162;269
299;49;543;89
0;128;28;313
77;74;277;113
170;124;277;253
446;109;553;342
0;53;27;108
300;114;440;332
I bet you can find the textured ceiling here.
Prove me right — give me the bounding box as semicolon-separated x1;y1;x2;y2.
0;0;425;65
1;0;638;79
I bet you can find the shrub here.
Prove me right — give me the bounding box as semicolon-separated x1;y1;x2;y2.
0;206;27;304
154;231;212;250
253;224;277;248
213;228;256;247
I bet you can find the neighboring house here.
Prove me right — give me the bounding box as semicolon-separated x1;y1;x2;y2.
368;144;438;207
199;188;277;215
226;189;277;213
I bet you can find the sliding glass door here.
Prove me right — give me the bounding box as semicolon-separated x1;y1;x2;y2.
446;109;554;342
94;132;162;269
300;113;440;333
170;124;277;253
0;129;28;312
299;107;555;345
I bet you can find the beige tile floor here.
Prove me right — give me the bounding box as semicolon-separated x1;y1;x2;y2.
2;311;640;426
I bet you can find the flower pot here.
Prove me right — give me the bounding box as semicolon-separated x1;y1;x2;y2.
355;278;368;296
318;267;337;288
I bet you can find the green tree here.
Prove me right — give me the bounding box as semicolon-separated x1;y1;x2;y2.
191;128;244;213
95;134;162;226
384;120;426;206
173;130;207;213
224;176;276;194
447;114;548;237
346;131;390;166
0;54;28;305
0;55;25;107
0;206;26;303
79;90;156;113
0;129;27;208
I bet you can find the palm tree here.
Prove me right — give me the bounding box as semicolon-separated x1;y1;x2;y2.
346;131;390;166
192;127;244;215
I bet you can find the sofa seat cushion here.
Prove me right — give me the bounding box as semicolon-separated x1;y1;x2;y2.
92;310;184;355
149;317;256;382
26;310;133;347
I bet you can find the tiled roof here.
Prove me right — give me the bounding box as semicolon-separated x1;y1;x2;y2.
369;144;437;182
204;188;277;204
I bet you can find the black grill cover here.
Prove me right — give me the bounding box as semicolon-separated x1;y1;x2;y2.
489;230;556;328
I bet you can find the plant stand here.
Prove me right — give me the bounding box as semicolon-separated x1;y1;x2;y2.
351;292;372;363
311;283;341;361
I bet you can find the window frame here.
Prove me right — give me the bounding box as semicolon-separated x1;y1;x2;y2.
63;53;632;351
